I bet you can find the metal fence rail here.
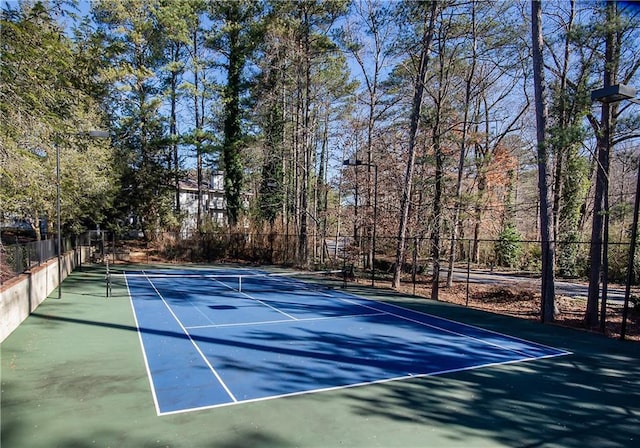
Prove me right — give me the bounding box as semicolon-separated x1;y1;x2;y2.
0;234;95;285
144;231;637;287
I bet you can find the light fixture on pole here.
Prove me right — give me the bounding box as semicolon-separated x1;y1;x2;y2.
343;158;378;287
591;83;640;104
56;130;109;300
591;83;639;339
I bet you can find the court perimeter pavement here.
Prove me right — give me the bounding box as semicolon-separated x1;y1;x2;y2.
1;264;639;447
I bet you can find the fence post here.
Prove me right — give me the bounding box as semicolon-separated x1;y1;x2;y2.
15;243;21;275
466;239;471;307
412;237;418;296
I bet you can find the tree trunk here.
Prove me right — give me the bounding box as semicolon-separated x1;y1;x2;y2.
585;1;618;328
298;8;311;266
192;29;203;230
586;113;611;327
431;144;444;300
222;5;245;229
447;1;476;287
472;164;485;264
170;42;181;216
531;0;556;323
392;0;437;288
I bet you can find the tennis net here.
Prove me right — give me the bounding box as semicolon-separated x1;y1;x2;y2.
105;268;347;298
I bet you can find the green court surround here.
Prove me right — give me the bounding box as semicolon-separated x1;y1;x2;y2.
1;264;638;447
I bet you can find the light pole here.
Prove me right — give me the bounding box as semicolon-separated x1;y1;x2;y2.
56;130;109;299
56;138;61;299
621;156;640;340
591;84;639;339
343;158;378;286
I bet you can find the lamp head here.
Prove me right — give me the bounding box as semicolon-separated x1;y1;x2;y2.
591;84;637;104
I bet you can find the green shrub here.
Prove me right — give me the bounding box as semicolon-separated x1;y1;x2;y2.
495;223;522;268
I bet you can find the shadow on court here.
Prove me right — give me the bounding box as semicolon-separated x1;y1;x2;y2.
1;265;638;447
341;347;639;447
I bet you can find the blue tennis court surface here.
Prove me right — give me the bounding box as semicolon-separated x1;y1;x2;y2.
124;269;571;416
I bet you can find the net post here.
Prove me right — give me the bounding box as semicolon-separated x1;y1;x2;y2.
105;258;111;298
238;275;242;293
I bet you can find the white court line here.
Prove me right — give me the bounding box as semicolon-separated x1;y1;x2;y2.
241;269;337;297
185;311;386;330
141;271;238;404
328;291;573;355
193;270;567;357
330;289;572;356
157;349;569;416
125;273;163;416
132;269;571;416
143;269;571;358
149;276;217;326
210;277;299;320
342;296;537;356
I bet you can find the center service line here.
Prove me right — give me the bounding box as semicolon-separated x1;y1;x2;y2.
142;271;238;403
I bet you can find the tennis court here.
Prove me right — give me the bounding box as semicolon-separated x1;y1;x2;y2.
3;264;640;447
118;268;570;415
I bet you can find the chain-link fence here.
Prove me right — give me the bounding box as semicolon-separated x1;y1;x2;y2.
48;229;637;305
140;231;637;285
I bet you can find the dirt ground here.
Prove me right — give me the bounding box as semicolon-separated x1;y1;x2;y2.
394;278;640;343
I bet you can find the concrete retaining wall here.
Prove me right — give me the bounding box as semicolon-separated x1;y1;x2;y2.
0;247;90;343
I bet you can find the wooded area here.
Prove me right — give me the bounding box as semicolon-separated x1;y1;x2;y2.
1;0;639;329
